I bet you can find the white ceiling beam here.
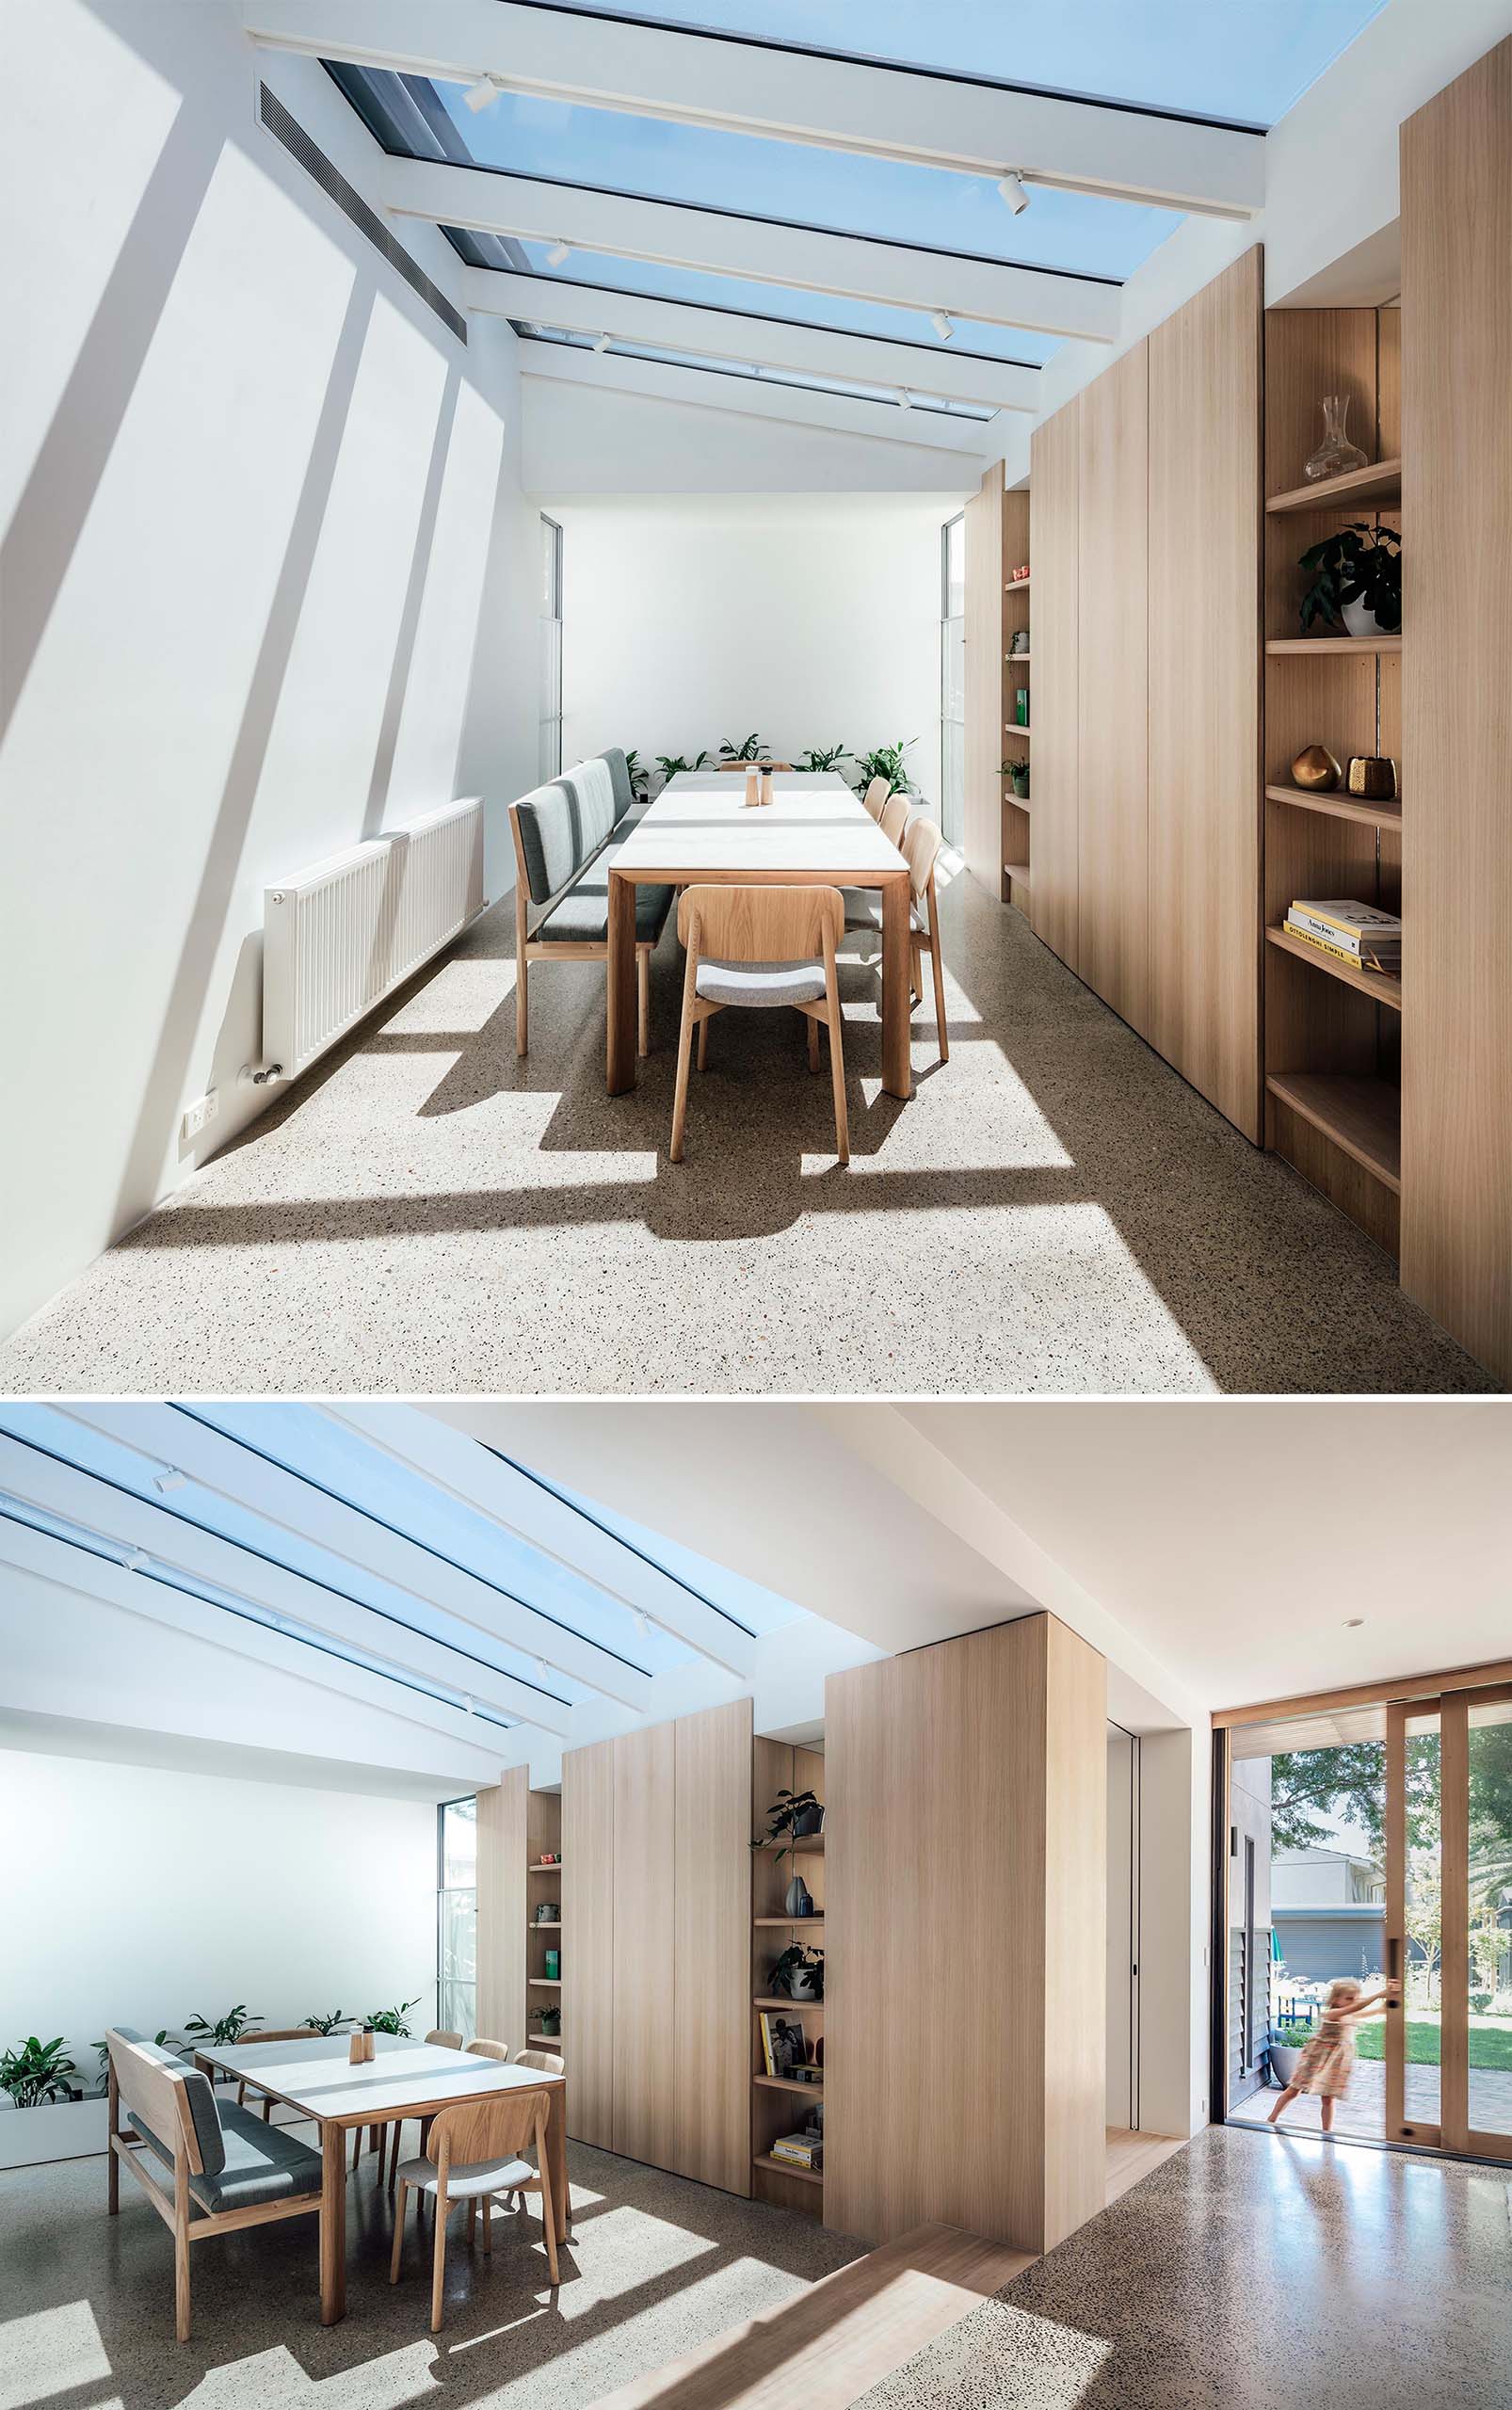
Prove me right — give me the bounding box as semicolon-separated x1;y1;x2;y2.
325;1406;762;1678
519;337;994;457
383;158;1119;343
54;1404;653;1711
0;1435;572;1736
242;0;1264;217
463;270;1039;410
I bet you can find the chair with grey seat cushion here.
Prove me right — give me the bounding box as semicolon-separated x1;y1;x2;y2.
670;885;848;1165
105;2029;324;2342
842;812;950;1064
509;763;673;1057
391;2086;559;2331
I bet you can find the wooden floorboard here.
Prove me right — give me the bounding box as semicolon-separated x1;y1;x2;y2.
1104;2127;1185;2206
587;2220;1034;2410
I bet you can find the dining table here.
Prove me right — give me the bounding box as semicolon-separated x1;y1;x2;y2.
193;2033;567;2323
605;768;914;1099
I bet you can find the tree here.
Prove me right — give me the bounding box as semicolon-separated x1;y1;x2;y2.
1271;1726;1512;1864
1406;1848;1441;2009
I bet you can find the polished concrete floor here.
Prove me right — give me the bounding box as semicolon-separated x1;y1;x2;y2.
0;2132;861;2410
855;2123;1512;2410
1;874;1492;1394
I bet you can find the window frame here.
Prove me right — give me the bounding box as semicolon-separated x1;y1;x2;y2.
436;1792;478;2042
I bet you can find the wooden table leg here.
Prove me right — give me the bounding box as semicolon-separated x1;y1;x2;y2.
545;2091;569;2242
320;2120;346;2324
880;872;913;1101
606;871;637;1094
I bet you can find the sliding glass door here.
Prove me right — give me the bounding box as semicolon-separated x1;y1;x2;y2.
1386;1684;1512;2160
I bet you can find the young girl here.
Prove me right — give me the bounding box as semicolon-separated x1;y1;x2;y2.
1267;1977;1396;2133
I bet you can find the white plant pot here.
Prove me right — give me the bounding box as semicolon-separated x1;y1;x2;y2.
0;2095;111;2169
1342;596;1390;640
1269;2044;1302;2088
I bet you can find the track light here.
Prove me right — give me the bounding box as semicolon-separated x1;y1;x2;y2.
592;330;611;353
544;240;571;268
896;388;913;410
463;1693;475;1716
153;1468;185;1494
462;72;506;112
997;170;1030;214
122;1547;148;1571
631;1608;651;1637
930;310;954;342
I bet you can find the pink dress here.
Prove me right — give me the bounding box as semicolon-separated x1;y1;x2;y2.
1293;2008;1355;2098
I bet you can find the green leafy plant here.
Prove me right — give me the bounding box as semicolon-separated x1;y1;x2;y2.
301;2010;354;2036
1296;519;1402;633
752;1789;824;1866
183;2006;262;2048
1272;2021;1315;2050
854;739;915;796
364;1998;422;2038
538;2006;562;2037
767;1945;825;2001
623;747;651;803
718;731;769;764
1;2035;80;2108
1002;757;1030;796
655;751;710;782
798;744;848;774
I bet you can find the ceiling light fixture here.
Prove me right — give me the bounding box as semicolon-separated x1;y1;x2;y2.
153;1468;185;1494
463;1693;475;1716
544;240;571;268
631;1608;651;1637
930;310;954;342
997;170;1030;215
592;331;611;353
462;72;506;113
1343;1616;1365;1628
121;1547;148;1571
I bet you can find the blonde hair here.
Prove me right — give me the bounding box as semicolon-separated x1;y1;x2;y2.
1326;1978;1362;2007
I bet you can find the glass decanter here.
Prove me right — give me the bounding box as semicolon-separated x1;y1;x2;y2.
1304;393;1368;483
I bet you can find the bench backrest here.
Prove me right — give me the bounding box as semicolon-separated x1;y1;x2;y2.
107;2029;225;2176
512;755;619;907
600;747;635;822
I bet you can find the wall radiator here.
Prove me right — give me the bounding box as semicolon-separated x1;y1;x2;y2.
262;798;484;1083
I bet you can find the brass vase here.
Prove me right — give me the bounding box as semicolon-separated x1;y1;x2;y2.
1291;744;1342;793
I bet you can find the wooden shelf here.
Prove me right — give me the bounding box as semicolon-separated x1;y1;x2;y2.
1003;795;1031;812
1005;861;1031;885
1003;725;1032;738
753;2152;823;2188
751;1836;825;1854
754;1915;825;1927
1005;651;1031;663
532;1920;562;1929
1266;456;1402;514
1266;635;1402;656
1005;575;1031;591
1264;781;1402;830
527;1978;562;1989
1266;1073;1401;1191
753;1996;824;2011
753;2073;824;2098
1265;924;1403;1012
528;1860;562;1872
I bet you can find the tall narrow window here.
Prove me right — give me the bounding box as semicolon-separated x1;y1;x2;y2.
941;513;965;846
437;1795;477;2041
539;513;564;781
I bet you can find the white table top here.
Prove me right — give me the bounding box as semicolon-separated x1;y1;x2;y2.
197;2034;560;2123
611;769;909;883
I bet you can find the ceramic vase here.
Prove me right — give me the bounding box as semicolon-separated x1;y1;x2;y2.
785;1873;813;1918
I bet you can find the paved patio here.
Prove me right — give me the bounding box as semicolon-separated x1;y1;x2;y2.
1234;2059;1512;2143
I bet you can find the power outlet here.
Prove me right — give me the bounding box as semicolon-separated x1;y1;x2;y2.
181;1089;219;1144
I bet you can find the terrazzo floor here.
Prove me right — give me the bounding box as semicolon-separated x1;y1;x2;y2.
1;875;1495;1395
852;2123;1512;2410
0;2129;862;2410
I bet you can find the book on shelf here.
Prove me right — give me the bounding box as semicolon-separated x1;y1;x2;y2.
1288;899;1402;954
1284;915;1400;974
769;2131;823;2171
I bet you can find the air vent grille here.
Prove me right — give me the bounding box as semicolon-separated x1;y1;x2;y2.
259;83;467;345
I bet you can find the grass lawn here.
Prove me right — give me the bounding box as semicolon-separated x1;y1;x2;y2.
1355;2011;1512;2067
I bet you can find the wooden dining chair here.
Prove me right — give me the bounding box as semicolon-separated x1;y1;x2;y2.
514;2048;565;2075
382;2030;464;2190
669;886;848;1165
716;760;793;772
843;813;950;1063
465;2038;509;2061
878;791;910;846
390;2087;559;2331
233;2029;318;2120
859;775;890;822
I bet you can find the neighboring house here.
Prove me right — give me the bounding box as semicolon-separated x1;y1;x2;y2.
1273;1845;1386;1983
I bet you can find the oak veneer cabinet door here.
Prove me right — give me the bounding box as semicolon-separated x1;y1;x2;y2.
962;464;1005;887
1149;245;1263;1142
1076;341;1150;1036
1028;399;1080;969
825;1615;1104;2256
1400;40;1512;1382
674;1699;752;2193
562;1736;616;2148
475;1769;527;2048
613;1719;677;2167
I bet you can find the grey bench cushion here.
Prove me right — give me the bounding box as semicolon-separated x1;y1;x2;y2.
116;2036;225;2175
187;2103;323;2213
696;957;827;1008
601;747;635;822
515;762;619;906
538;861;674;946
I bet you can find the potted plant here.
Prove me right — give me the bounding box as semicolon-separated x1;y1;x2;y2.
1002;756;1030;800
1296;519;1402;637
364;1997;422;2037
301;2009;354;2035
655;751;710;788
854;739;915;796
718;732;769;764
184;2004;262;2052
538;2006;562;2038
1268;2019;1313;2087
0;2034;110;2171
798;745;848;774
752;1787;824;1856
768;1945;825;2002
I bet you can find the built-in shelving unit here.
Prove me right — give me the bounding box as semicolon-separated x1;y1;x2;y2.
750;1740;826;2221
525;1791;564;2055
1002;488;1031;915
1262;303;1403;1259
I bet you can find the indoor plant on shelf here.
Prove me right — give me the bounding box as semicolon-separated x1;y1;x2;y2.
1002;756;1030;800
768;1945;824;2002
752;1787;825;1862
1296;519;1402;637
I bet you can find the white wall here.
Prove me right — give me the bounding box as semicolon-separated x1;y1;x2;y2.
0;0;538;1342
0;1748;439;2084
546;493;953;805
